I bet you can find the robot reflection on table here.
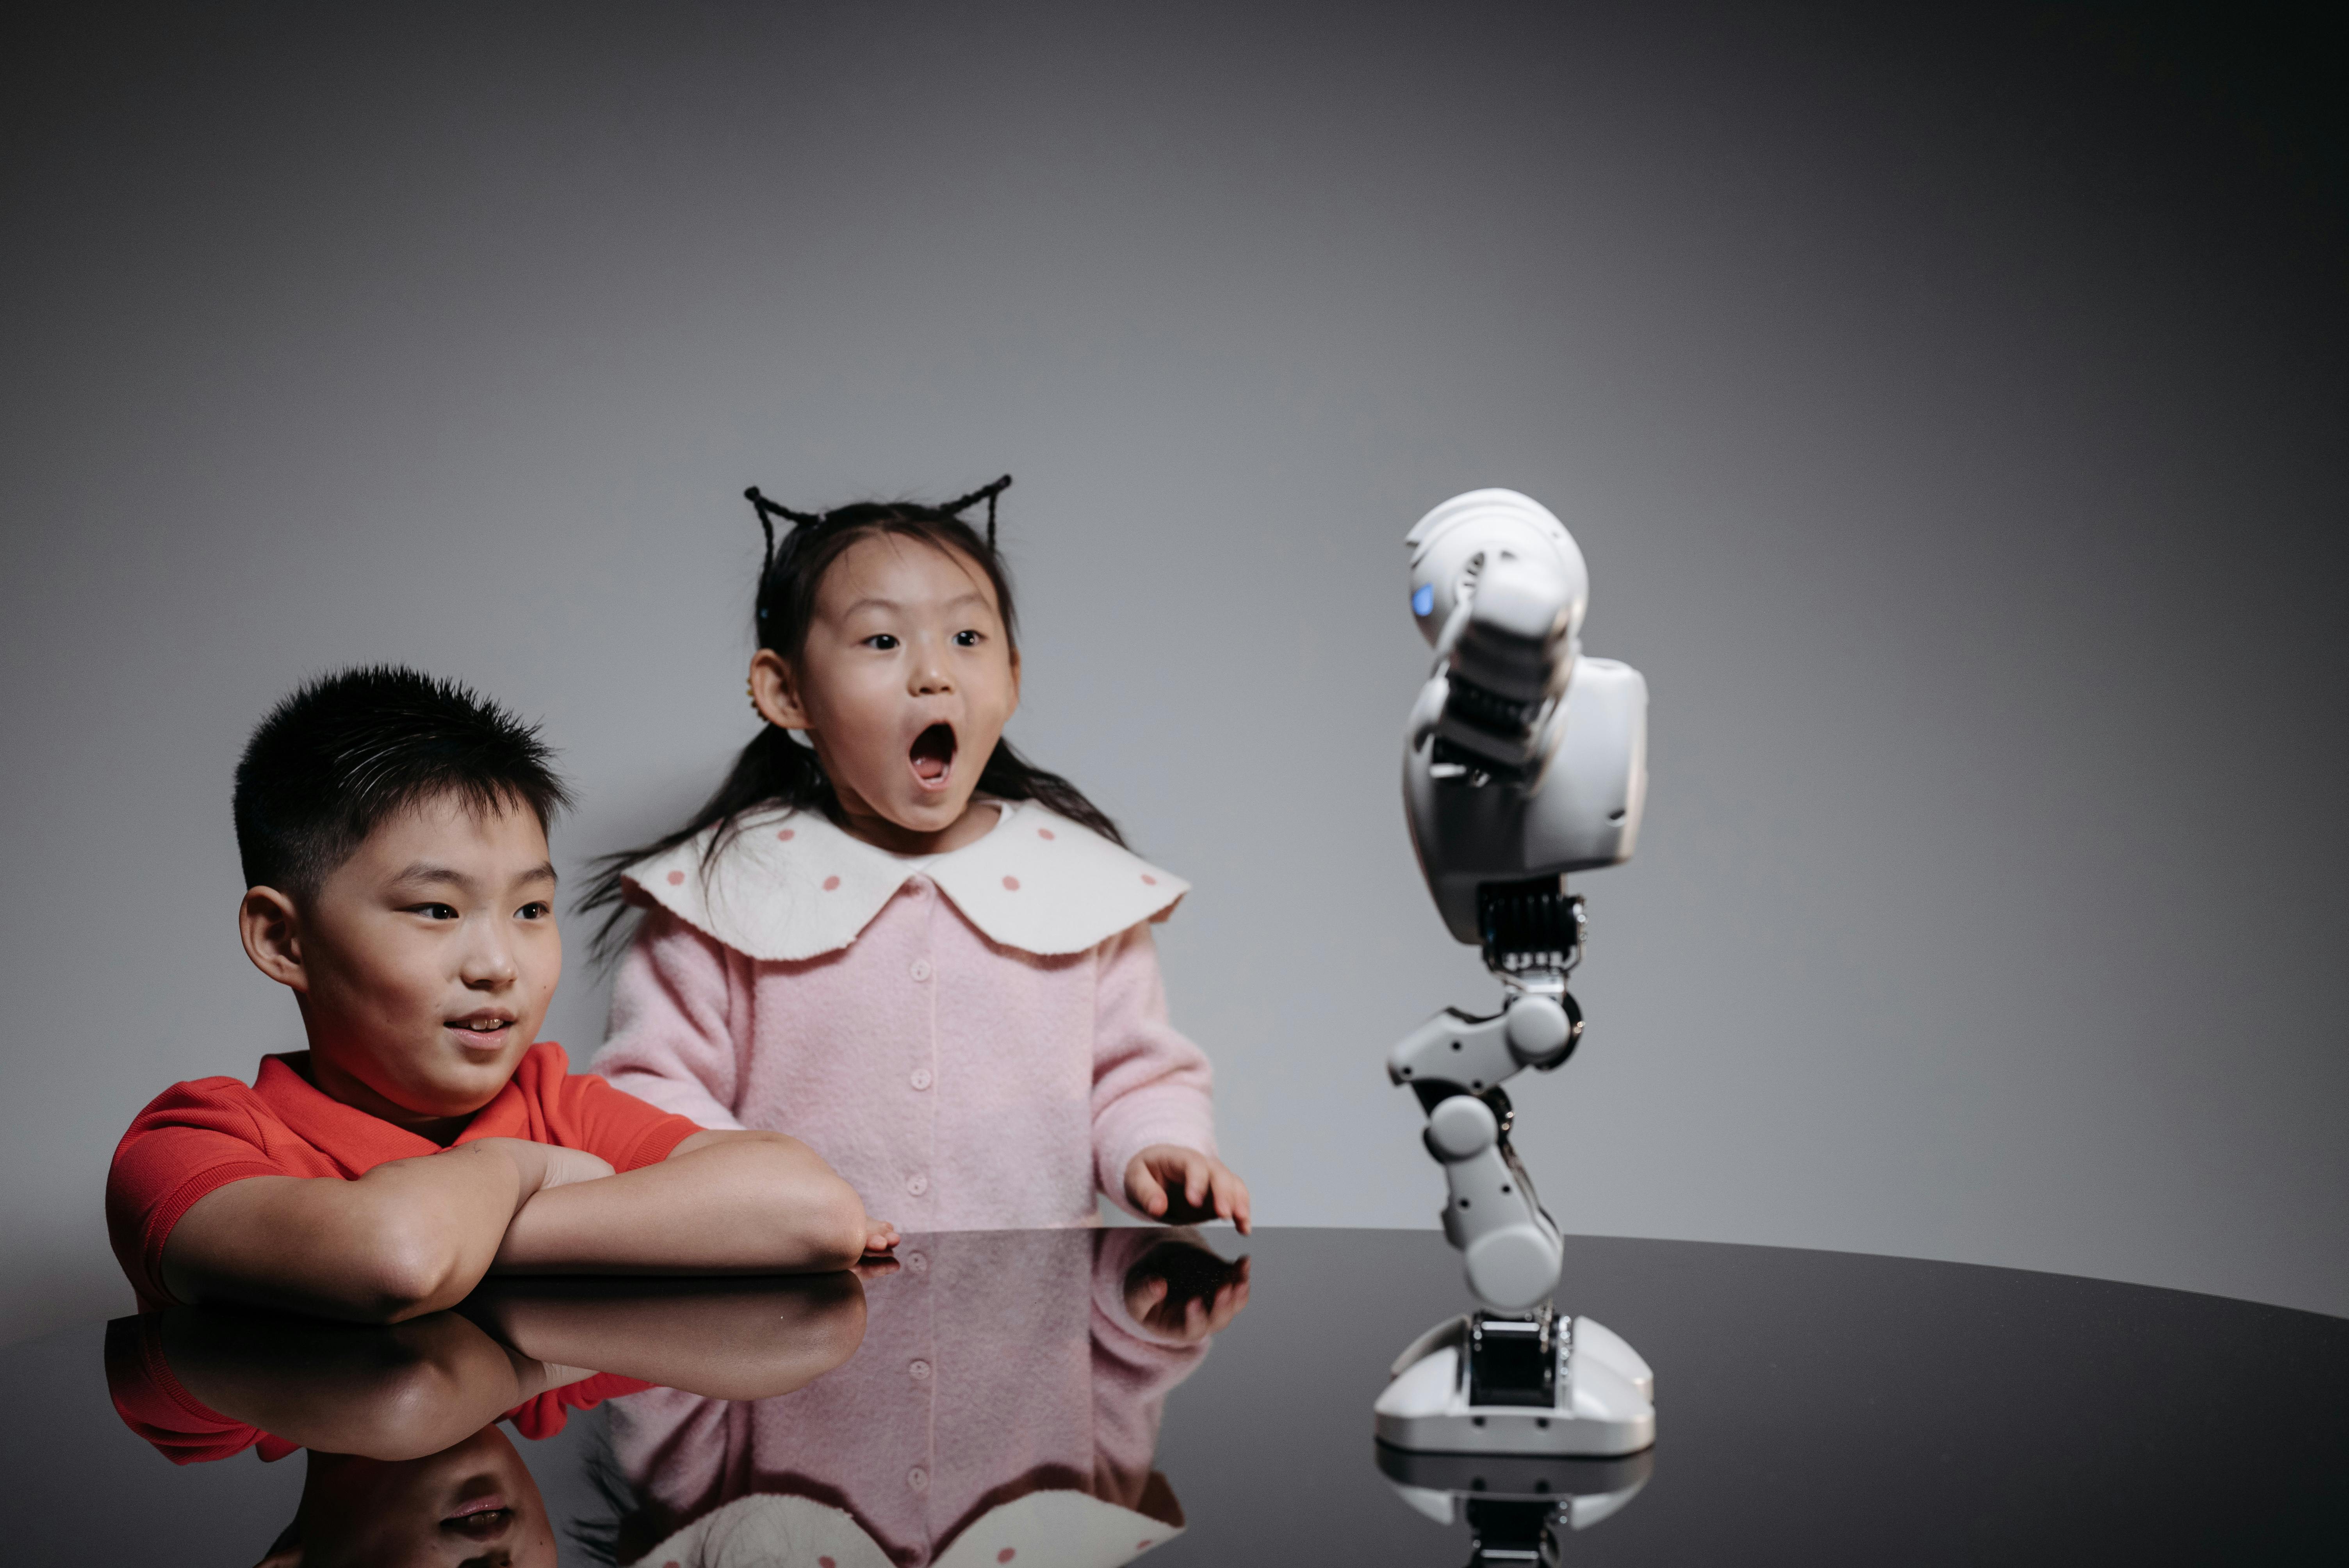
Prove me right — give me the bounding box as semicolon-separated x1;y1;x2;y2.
1373;490;1658;1492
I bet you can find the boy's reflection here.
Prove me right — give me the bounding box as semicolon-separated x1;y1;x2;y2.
104;1275;870;1567
271;1423;553;1566
599;1229;1248;1568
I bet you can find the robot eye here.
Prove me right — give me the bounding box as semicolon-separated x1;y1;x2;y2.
1413;584;1436;617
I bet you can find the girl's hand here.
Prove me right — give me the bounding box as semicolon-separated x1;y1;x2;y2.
1125;1244;1251;1343
863;1219;901;1256
1125;1146;1253;1235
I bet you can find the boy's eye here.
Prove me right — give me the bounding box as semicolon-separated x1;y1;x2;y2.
410;903;460;921
517;902;551;921
863;633;900;651
952;629;984;648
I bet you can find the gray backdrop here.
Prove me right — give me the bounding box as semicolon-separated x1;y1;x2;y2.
3;2;2342;1344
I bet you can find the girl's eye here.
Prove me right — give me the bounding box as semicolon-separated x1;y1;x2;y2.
864;633;900;651
952;629;984;648
517;902;551;921
411;903;460;921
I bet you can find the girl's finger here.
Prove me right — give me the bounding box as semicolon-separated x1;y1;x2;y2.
1184;1158;1208;1207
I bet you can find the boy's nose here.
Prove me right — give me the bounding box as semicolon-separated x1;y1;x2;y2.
460;933;519;987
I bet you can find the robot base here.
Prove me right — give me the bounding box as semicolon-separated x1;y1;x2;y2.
1374;1443;1656;1553
1374;1311;1655;1458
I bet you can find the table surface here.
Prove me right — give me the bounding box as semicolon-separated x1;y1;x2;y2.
3;1228;2342;1565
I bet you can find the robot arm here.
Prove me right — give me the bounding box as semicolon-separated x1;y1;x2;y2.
1393;490;1649;1315
1404;490;1648;949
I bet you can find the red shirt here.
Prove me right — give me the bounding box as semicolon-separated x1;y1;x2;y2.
103;1311;651;1464
106;1041;702;1310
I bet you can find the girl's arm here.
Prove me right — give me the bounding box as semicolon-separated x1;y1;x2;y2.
591;906;753;1130
1088;924;1238;1222
1087;1229;1232;1513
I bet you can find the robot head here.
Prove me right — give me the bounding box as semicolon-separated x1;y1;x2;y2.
1406;489;1590;653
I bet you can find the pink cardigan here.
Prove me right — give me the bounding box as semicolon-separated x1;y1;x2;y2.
591;804;1219;1230
610;1228;1205;1563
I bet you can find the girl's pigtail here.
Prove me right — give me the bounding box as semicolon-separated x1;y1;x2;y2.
744;486;779;574
938;475;1013;550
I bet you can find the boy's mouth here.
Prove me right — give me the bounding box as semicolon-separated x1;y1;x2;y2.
447;1011;516;1041
909;722;957;789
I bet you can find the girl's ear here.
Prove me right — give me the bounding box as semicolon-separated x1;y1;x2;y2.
749;648;812;731
1007;643;1022;712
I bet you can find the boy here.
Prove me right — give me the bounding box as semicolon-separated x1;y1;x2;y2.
106;666;893;1322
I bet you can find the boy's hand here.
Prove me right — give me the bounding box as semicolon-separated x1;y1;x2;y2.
1125;1146;1253;1234
1125;1243;1251;1343
472;1138;614;1196
533;1144;617;1191
864;1220;900;1256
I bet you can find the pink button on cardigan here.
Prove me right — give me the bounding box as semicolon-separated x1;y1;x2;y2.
593;879;1219;1231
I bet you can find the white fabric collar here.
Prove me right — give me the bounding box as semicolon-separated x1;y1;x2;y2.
621;799;1188;961
642;1487;1182;1568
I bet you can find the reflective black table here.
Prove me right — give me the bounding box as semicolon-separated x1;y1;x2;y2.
3;1228;2341;1564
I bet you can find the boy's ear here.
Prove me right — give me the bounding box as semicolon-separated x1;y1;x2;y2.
749;648;811;731
239;886;308;992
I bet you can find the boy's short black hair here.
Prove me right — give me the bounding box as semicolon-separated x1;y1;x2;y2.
233;666;572;899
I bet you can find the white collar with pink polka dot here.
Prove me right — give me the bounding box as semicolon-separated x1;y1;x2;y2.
637;1485;1183;1567
621;798;1189;961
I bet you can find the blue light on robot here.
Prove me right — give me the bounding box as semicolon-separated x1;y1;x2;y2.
1413;583;1435;617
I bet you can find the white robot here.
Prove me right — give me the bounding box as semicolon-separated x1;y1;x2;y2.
1373;489;1658;1470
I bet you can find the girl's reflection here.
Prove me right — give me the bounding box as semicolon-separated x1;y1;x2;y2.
593;1228;1249;1568
105;1276;869;1568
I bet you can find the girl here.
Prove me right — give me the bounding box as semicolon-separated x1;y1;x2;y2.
583;477;1250;1235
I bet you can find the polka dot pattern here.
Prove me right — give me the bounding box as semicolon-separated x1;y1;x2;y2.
777;828;795;841
1002;875;1021;891
666;870;685;886
823;875;841;891
1037;827;1055;840
1141;873;1158;886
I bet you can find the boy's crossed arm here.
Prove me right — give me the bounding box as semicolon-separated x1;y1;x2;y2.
162;1129;891;1324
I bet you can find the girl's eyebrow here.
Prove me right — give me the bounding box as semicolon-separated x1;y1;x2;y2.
838;592;993;617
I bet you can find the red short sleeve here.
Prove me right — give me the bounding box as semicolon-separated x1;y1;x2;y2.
105;1081;292;1310
510;1044;702;1170
103;1315;295;1465
503;1371;654;1441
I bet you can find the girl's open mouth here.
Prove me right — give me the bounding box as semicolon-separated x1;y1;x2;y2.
448;1012;515;1042
910;722;957;789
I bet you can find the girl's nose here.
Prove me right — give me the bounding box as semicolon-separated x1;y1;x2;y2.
910;652;954;695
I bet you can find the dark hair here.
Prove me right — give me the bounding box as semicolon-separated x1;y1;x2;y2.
579;477;1123;960
233;666;572;900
